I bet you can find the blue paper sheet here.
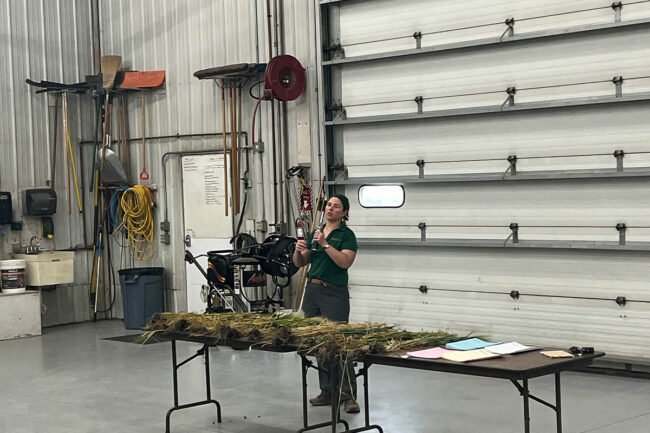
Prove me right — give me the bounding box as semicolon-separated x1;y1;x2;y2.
445;338;500;351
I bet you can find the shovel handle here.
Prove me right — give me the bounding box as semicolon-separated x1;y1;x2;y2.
139;92;148;181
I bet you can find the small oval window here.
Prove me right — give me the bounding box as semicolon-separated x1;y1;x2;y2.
358;185;405;208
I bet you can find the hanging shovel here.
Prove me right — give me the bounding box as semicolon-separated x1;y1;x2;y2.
116;70;166;181
99;55;121;174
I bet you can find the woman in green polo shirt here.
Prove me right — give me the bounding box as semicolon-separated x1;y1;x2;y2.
292;193;360;414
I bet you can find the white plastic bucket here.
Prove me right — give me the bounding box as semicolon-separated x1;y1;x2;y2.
0;259;26;294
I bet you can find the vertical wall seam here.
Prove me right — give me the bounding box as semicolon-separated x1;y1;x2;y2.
39;0;52;185
7;0;19;191
23;0;36;187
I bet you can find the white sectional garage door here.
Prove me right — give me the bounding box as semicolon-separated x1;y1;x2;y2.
318;0;650;359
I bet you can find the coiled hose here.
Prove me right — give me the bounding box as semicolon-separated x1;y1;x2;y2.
117;185;154;260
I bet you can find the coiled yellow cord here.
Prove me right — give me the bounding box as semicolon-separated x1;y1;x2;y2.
118;185;154;261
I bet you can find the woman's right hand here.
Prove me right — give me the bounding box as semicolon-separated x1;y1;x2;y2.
295;239;308;252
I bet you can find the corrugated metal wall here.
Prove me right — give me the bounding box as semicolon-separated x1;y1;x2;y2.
320;0;650;359
1;0;318;325
0;0;95;325
99;0;318;314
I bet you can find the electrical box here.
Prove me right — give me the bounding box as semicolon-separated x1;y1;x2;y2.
0;192;12;224
23;189;57;216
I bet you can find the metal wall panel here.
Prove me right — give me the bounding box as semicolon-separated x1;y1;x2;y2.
323;0;650;359
2;0;317;323
343;105;650;177
0;0;95;325
347;181;650;242
99;0;318;313
349;247;650;358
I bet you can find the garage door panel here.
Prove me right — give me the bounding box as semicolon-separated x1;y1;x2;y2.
323;0;650;360
350;289;650;357
341;27;650;118
343;105;650;178
349;247;650;300
346;182;650;242
339;0;647;57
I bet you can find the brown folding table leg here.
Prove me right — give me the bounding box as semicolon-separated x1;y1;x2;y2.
555;373;563;433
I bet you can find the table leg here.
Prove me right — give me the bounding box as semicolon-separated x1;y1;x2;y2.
555;373;562;433
172;340;179;406
165;342;221;433
522;378;530;433
358;362;383;433
297;356;349;433
302;356;309;429
204;345;222;422
362;363;370;427
331;365;339;433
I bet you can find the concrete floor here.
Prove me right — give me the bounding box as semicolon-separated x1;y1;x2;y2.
1;320;649;433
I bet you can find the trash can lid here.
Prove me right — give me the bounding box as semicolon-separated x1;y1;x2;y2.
118;267;165;276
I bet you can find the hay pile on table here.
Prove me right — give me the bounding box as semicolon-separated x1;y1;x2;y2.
144;312;463;364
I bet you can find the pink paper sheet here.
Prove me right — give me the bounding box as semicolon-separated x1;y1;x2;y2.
406;347;449;359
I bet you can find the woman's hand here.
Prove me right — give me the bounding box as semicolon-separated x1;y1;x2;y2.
313;230;325;246
295;239;308;252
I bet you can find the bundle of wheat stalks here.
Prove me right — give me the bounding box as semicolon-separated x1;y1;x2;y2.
143;312;462;363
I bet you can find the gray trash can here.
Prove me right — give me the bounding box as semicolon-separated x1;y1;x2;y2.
119;267;165;330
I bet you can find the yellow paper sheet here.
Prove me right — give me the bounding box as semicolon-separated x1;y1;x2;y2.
540;350;574;358
442;349;501;363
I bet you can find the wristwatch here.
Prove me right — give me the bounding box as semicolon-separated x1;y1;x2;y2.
323;244;331;249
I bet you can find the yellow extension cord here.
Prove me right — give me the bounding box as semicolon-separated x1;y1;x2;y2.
118;185;154;261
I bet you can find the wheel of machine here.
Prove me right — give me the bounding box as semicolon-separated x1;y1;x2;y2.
207;250;234;286
257;235;299;278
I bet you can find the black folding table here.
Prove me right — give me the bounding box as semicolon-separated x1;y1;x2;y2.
157;332;603;433
360;349;605;433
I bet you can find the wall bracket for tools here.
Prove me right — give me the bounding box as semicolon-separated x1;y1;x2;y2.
194;63;262;88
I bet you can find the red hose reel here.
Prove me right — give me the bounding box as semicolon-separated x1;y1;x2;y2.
264;55;305;101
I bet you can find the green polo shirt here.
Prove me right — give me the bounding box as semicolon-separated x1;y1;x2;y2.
306;221;358;286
